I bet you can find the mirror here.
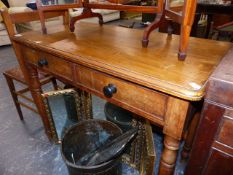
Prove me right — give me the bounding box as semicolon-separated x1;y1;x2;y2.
42;88;93;143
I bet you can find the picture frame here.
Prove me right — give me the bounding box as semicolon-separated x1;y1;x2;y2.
42;88;93;143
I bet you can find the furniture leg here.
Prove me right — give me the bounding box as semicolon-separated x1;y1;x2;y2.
159;135;180;175
51;77;58;90
3;74;24;120
160;96;190;175
63;10;69;26
167;19;173;36
36;0;49;34
181;111;200;160
38;9;47;34
26;65;53;140
70;8;103;32
142;11;165;47
178;24;192;60
178;0;197;60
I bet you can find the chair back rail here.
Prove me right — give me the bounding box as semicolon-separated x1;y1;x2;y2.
0;8;68;38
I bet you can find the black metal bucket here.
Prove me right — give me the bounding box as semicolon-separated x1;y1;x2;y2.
61;119;122;175
104;102;133;132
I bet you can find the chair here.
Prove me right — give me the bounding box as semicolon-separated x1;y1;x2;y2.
1;9;68;120
3;67;58;120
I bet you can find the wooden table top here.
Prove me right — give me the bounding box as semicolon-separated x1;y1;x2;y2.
13;22;232;101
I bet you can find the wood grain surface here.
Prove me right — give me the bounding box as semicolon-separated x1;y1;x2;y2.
12;22;232;101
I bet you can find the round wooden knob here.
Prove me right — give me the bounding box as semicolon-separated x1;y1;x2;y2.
103;84;117;98
38;58;48;67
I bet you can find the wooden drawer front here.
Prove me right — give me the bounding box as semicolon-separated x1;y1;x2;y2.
23;47;73;81
38;53;73;81
217;116;233;148
204;149;233;175
23;46;38;62
76;65;167;124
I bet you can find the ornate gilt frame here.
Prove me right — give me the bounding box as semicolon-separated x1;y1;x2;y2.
122;118;156;175
42;88;93;143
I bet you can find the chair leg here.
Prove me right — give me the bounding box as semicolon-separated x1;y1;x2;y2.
3;74;24;120
51;77;58;90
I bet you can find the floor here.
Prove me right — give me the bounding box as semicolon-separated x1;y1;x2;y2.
0;25;186;174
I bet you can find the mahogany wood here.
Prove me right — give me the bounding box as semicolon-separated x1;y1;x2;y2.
186;47;233;175
11;22;232;175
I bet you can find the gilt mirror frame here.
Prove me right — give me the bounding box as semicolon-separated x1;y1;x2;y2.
121;118;156;175
42;88;93;143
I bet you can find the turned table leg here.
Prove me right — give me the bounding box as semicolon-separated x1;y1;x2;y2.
160;96;190;175
12;43;53;140
159;135;180;175
26;65;53;140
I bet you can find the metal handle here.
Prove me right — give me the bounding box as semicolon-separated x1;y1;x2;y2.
103;84;117;98
38;58;48;67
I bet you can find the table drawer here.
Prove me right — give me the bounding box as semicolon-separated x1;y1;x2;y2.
23;47;73;81
217;109;233;148
75;65;167;125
